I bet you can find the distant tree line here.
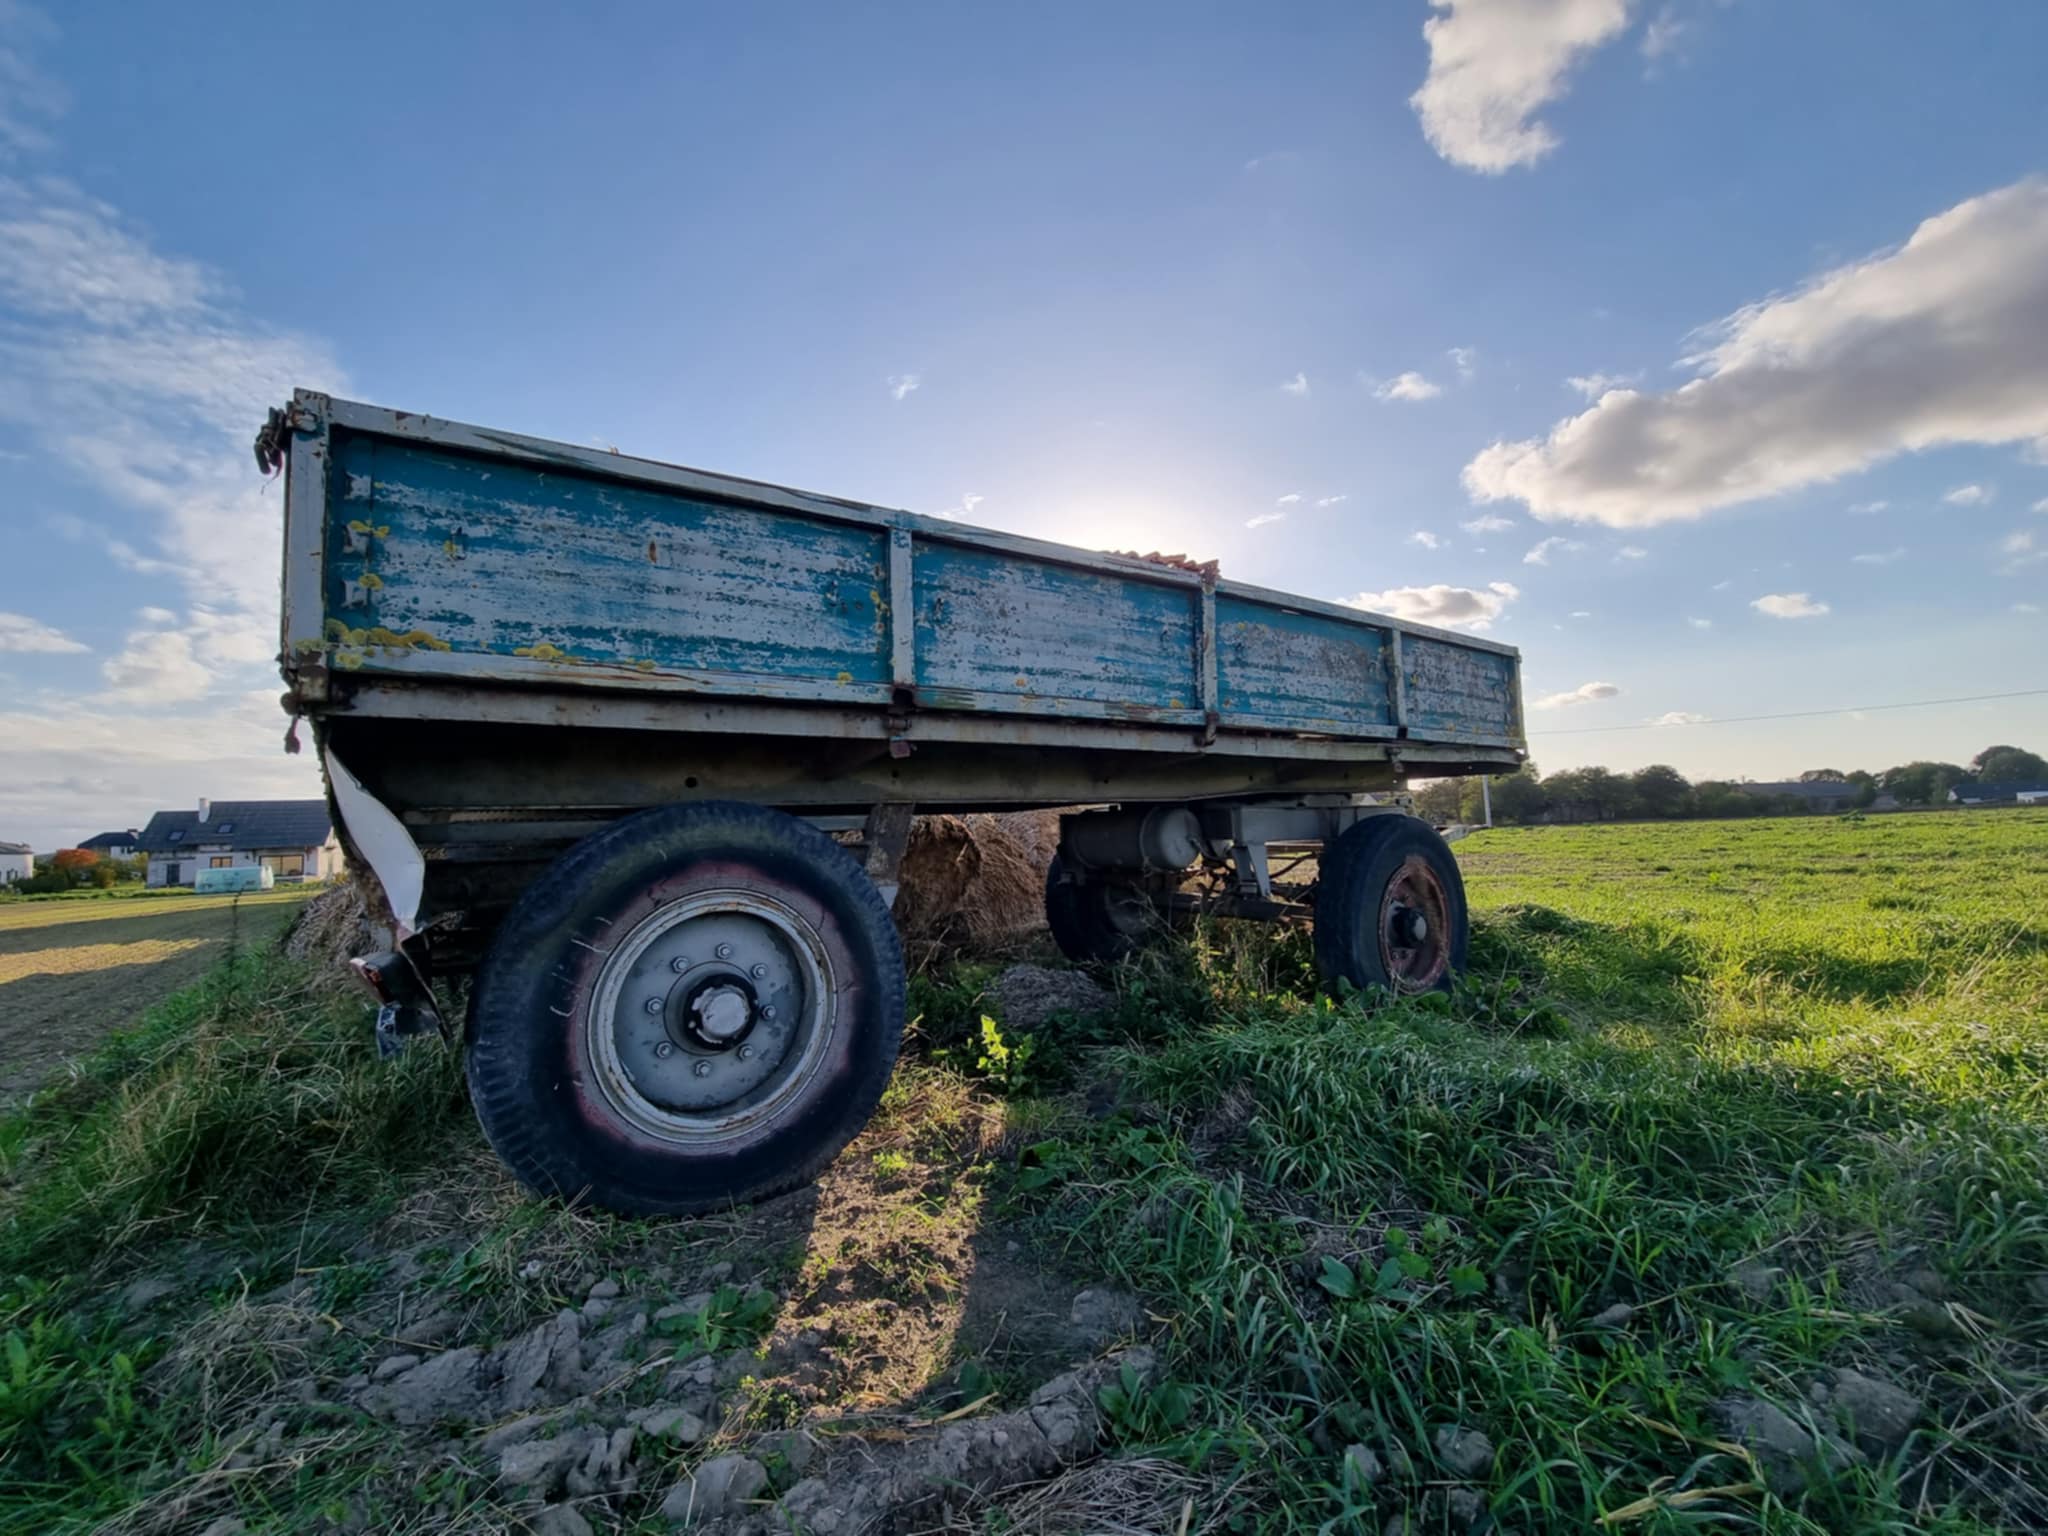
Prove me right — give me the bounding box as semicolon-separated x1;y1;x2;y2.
1413;744;2048;826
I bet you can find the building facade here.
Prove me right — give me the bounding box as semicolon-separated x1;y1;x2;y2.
137;799;342;888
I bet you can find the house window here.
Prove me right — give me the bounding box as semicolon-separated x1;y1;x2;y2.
210;856;233;868
216;822;235;834
263;854;305;877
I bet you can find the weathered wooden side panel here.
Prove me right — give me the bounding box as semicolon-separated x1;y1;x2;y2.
286;396;1525;767
1212;595;1397;735
325;432;893;690
911;544;1203;720
1402;635;1521;742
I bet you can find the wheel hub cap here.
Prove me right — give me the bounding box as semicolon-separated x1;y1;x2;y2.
585;890;837;1145
1377;856;1452;991
689;982;753;1046
1390;906;1429;947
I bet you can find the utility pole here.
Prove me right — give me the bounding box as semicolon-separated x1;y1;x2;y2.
1482;775;1493;828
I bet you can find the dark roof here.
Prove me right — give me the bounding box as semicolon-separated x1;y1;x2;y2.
0;840;31;856
78;830;140;851
1952;781;2048;800
137;801;333;854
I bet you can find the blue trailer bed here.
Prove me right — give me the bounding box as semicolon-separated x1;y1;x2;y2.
274;393;1522;774
261;391;1526;1216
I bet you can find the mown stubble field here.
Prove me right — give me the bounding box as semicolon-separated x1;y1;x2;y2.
0;891;312;1102
1;810;2043;1535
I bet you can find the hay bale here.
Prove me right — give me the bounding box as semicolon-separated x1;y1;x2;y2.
281;875;374;987
893;811;1062;948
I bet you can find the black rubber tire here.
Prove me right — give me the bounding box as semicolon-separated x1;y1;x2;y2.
1313;815;1468;995
1044;852;1156;963
466;801;905;1216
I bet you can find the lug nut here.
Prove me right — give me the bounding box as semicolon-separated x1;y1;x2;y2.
760;1005;777;1021
693;1060;712;1078
750;963;768;979
716;943;733;960
737;1045;754;1061
655;1041;674;1059
644;997;664;1014
670;956;690;973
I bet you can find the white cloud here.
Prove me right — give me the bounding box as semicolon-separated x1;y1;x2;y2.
928;490;985;522
99;626;209;702
1943;482;1991;506
1463;179;2048;527
1999;529;2047;570
1570;610;1592;618
1533;680;1620;709
1447;345;1478;380
1276;493;1302;505
1851;547;1907;565
0;176;342;625
1711;578;1732;590
1375;371;1442;402
1281;372;1310;397
1751;592;1830;619
1409;0;1634;173
1461;513;1514;533
886;373;920;401
1847;499;1890;515
2016;602;2041;614
1315;493;1348;507
1566;370;1640;399
1343;580;1519;631
0;96;342;844
1615;544;1647;560
2034;496;2048;513
137;605;177;624
1650;710;1710;726
1409;530;1443;549
0;3;66;157
1523;535;1584;565
0;610;86;653
1640;3;1686;64
1686;616;1712;629
1246;511;1287;529
0;689;323;848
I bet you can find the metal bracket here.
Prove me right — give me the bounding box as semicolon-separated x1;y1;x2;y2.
374;1000;439;1059
858;802;916;909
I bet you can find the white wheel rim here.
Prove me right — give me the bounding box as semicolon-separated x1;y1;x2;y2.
585;888;837;1147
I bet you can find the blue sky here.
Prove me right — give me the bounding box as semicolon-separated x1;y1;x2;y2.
2;0;2045;846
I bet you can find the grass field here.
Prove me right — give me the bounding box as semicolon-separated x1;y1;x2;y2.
0;892;313;1103
0;812;2042;1534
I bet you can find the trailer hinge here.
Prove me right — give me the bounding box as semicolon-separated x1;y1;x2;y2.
254;399;322;476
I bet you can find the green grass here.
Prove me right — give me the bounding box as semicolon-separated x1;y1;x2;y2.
1008;811;2048;1532
0;811;2042;1533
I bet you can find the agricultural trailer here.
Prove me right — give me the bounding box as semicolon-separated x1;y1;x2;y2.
257;393;1527;1216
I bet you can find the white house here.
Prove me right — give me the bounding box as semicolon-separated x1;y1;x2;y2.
0;840;32;885
78;829;143;859
138;798;343;888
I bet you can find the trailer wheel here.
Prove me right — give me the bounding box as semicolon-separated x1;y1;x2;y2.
1044;853;1157;963
466;801;904;1216
1313;815;1467;995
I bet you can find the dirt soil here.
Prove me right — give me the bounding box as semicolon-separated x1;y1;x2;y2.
103;1061;1147;1535
0;891;312;1102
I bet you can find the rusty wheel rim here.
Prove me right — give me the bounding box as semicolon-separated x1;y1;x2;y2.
1377;855;1451;991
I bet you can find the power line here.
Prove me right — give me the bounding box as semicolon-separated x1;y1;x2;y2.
1528;686;2048;737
